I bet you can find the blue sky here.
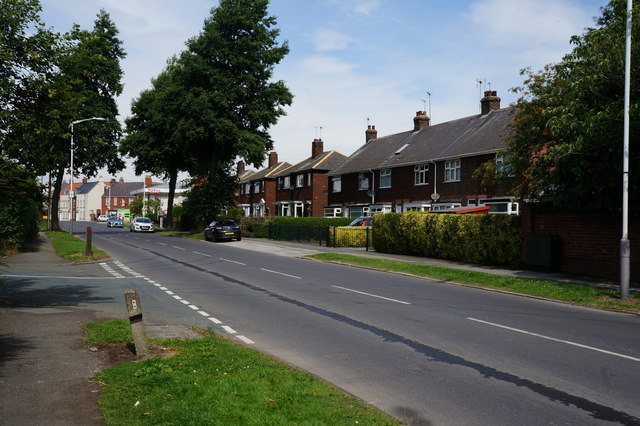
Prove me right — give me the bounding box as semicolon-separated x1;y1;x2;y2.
39;0;608;180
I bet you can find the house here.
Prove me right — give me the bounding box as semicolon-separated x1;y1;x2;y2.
236;152;292;217
100;176;154;217
327;91;517;217
130;181;188;213
74;178;107;221
273;139;347;217
59;181;84;221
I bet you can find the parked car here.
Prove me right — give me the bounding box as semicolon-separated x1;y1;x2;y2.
348;216;373;226
97;215;109;223
107;216;123;228
204;219;242;242
130;216;154;233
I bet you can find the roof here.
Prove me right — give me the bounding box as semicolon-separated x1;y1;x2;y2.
239;161;292;183
131;183;188;195
328;108;513;176
105;181;147;197
75;181;101;195
277;150;348;176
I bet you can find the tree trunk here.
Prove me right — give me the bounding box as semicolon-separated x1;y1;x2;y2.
50;167;65;232
166;169;178;231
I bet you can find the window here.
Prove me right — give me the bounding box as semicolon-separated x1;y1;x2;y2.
245;183;251;194
332;176;341;193
444;160;461;182
283;176;291;189
296;174;304;187
254;181;261;193
379;169;391;188
307;173;311;186
414;164;429;185
277;178;282;190
496;153;515;177
349;206;369;217
324;207;342;217
358;173;369;190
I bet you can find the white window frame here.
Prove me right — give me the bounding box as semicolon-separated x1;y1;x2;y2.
332;176;341;193
254;181;261;193
307;173;311;186
414;164;429;185
379;169;391;188
324;207;342;218
358;173;369;190
296;174;304;188
283;176;291;189
444;160;461;182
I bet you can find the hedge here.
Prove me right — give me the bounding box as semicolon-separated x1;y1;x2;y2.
329;226;371;247
372;212;520;267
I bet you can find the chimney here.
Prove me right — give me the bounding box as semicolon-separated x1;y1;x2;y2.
481;90;501;115
144;175;152;188
268;152;278;168
365;125;378;143
312;139;323;158
237;160;245;175
119;177;124;183
82;177;87;184
413;111;430;131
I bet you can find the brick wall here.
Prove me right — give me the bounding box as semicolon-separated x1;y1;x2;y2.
521;204;640;283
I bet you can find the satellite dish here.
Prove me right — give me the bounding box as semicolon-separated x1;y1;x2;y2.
431;193;440;201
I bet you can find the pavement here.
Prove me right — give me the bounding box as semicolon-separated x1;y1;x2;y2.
0;233;634;425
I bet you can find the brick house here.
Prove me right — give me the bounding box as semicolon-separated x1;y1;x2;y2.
236;152;292;217
327;91;517;217
273;139;347;217
100;176;154;215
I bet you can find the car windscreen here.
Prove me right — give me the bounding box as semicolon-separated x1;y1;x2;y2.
137;218;152;223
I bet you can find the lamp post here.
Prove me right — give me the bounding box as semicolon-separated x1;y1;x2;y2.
620;0;632;300
69;117;107;235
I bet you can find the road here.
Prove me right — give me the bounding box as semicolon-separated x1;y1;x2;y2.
72;222;640;425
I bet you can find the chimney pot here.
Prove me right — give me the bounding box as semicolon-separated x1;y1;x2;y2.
312;138;324;158
481;90;501;115
413;111;430;131
365;123;378;143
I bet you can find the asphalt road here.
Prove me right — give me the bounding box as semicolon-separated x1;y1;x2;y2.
68;222;640;425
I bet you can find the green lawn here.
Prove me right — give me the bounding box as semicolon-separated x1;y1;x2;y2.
89;320;402;425
306;253;640;314
45;230;109;262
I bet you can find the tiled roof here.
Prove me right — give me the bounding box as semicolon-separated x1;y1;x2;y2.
104;181;146;197
276;150;347;176
328;108;513;176
239;161;292;183
75;181;100;195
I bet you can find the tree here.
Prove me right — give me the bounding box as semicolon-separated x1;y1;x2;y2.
3;10;126;231
178;0;293;221
121;60;191;230
498;0;640;211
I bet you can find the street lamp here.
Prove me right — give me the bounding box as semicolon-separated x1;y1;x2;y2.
69;117;108;235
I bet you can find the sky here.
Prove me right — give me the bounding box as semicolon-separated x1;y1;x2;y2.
39;0;609;182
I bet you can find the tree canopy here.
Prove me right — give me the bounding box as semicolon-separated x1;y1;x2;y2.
500;0;640;211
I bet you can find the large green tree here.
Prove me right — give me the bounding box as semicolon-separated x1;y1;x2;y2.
178;0;293;221
121;60;190;229
500;0;640;211
3;9;126;231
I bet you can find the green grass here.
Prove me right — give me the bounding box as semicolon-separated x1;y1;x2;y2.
307;253;640;314
89;321;402;425
45;230;109;262
86;319;133;345
156;230;203;240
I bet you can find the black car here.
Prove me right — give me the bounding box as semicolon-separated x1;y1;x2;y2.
348;216;373;226
204;219;242;242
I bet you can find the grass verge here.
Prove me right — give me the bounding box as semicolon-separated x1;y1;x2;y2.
307;253;640;314
155;230;203;240
45;230;109;262
89;319;401;425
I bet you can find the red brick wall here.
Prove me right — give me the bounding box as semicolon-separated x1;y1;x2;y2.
521;204;640;283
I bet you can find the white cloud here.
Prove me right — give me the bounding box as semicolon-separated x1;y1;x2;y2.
309;29;356;51
327;0;382;17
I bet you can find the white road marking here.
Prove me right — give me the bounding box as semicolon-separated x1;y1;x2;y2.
159;286;168;290
157;242;167;246
172;295;182;300
467;318;640;362
260;268;301;279
237;336;254;344
193;251;211;257
180;300;190;305
208;317;222;324
2;274;125;280
220;258;246;265
197;311;209;317
331;285;411;305
222;326;237;334
172;245;186;251
165;290;174;295
188;304;199;310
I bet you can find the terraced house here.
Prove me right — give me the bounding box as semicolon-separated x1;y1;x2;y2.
236;152;292;217
326;91;517;217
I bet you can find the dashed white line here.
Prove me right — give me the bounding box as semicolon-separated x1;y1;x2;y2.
208;317;222;324
172;295;182;300
220;258;246;265
172;245;186;251
222;326;237;334
260;268;301;279
157;242;167;246
159;286;168;290
197;311;210;317
331;285;411;305
180;300;190;305
193;251;211;257
188;305;199;310
467;318;640;362
165;290;174;295
237;336;255;344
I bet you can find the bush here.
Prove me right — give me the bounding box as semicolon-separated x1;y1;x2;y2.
330;226;371;247
373;212;520;267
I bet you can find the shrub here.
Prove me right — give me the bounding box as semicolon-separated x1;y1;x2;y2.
374;212;520;267
330;226;371;247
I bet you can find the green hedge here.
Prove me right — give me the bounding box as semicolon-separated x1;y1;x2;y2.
330;226;371;247
270;217;352;226
372;212;520;267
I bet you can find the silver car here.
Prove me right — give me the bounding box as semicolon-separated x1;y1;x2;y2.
130;217;154;233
